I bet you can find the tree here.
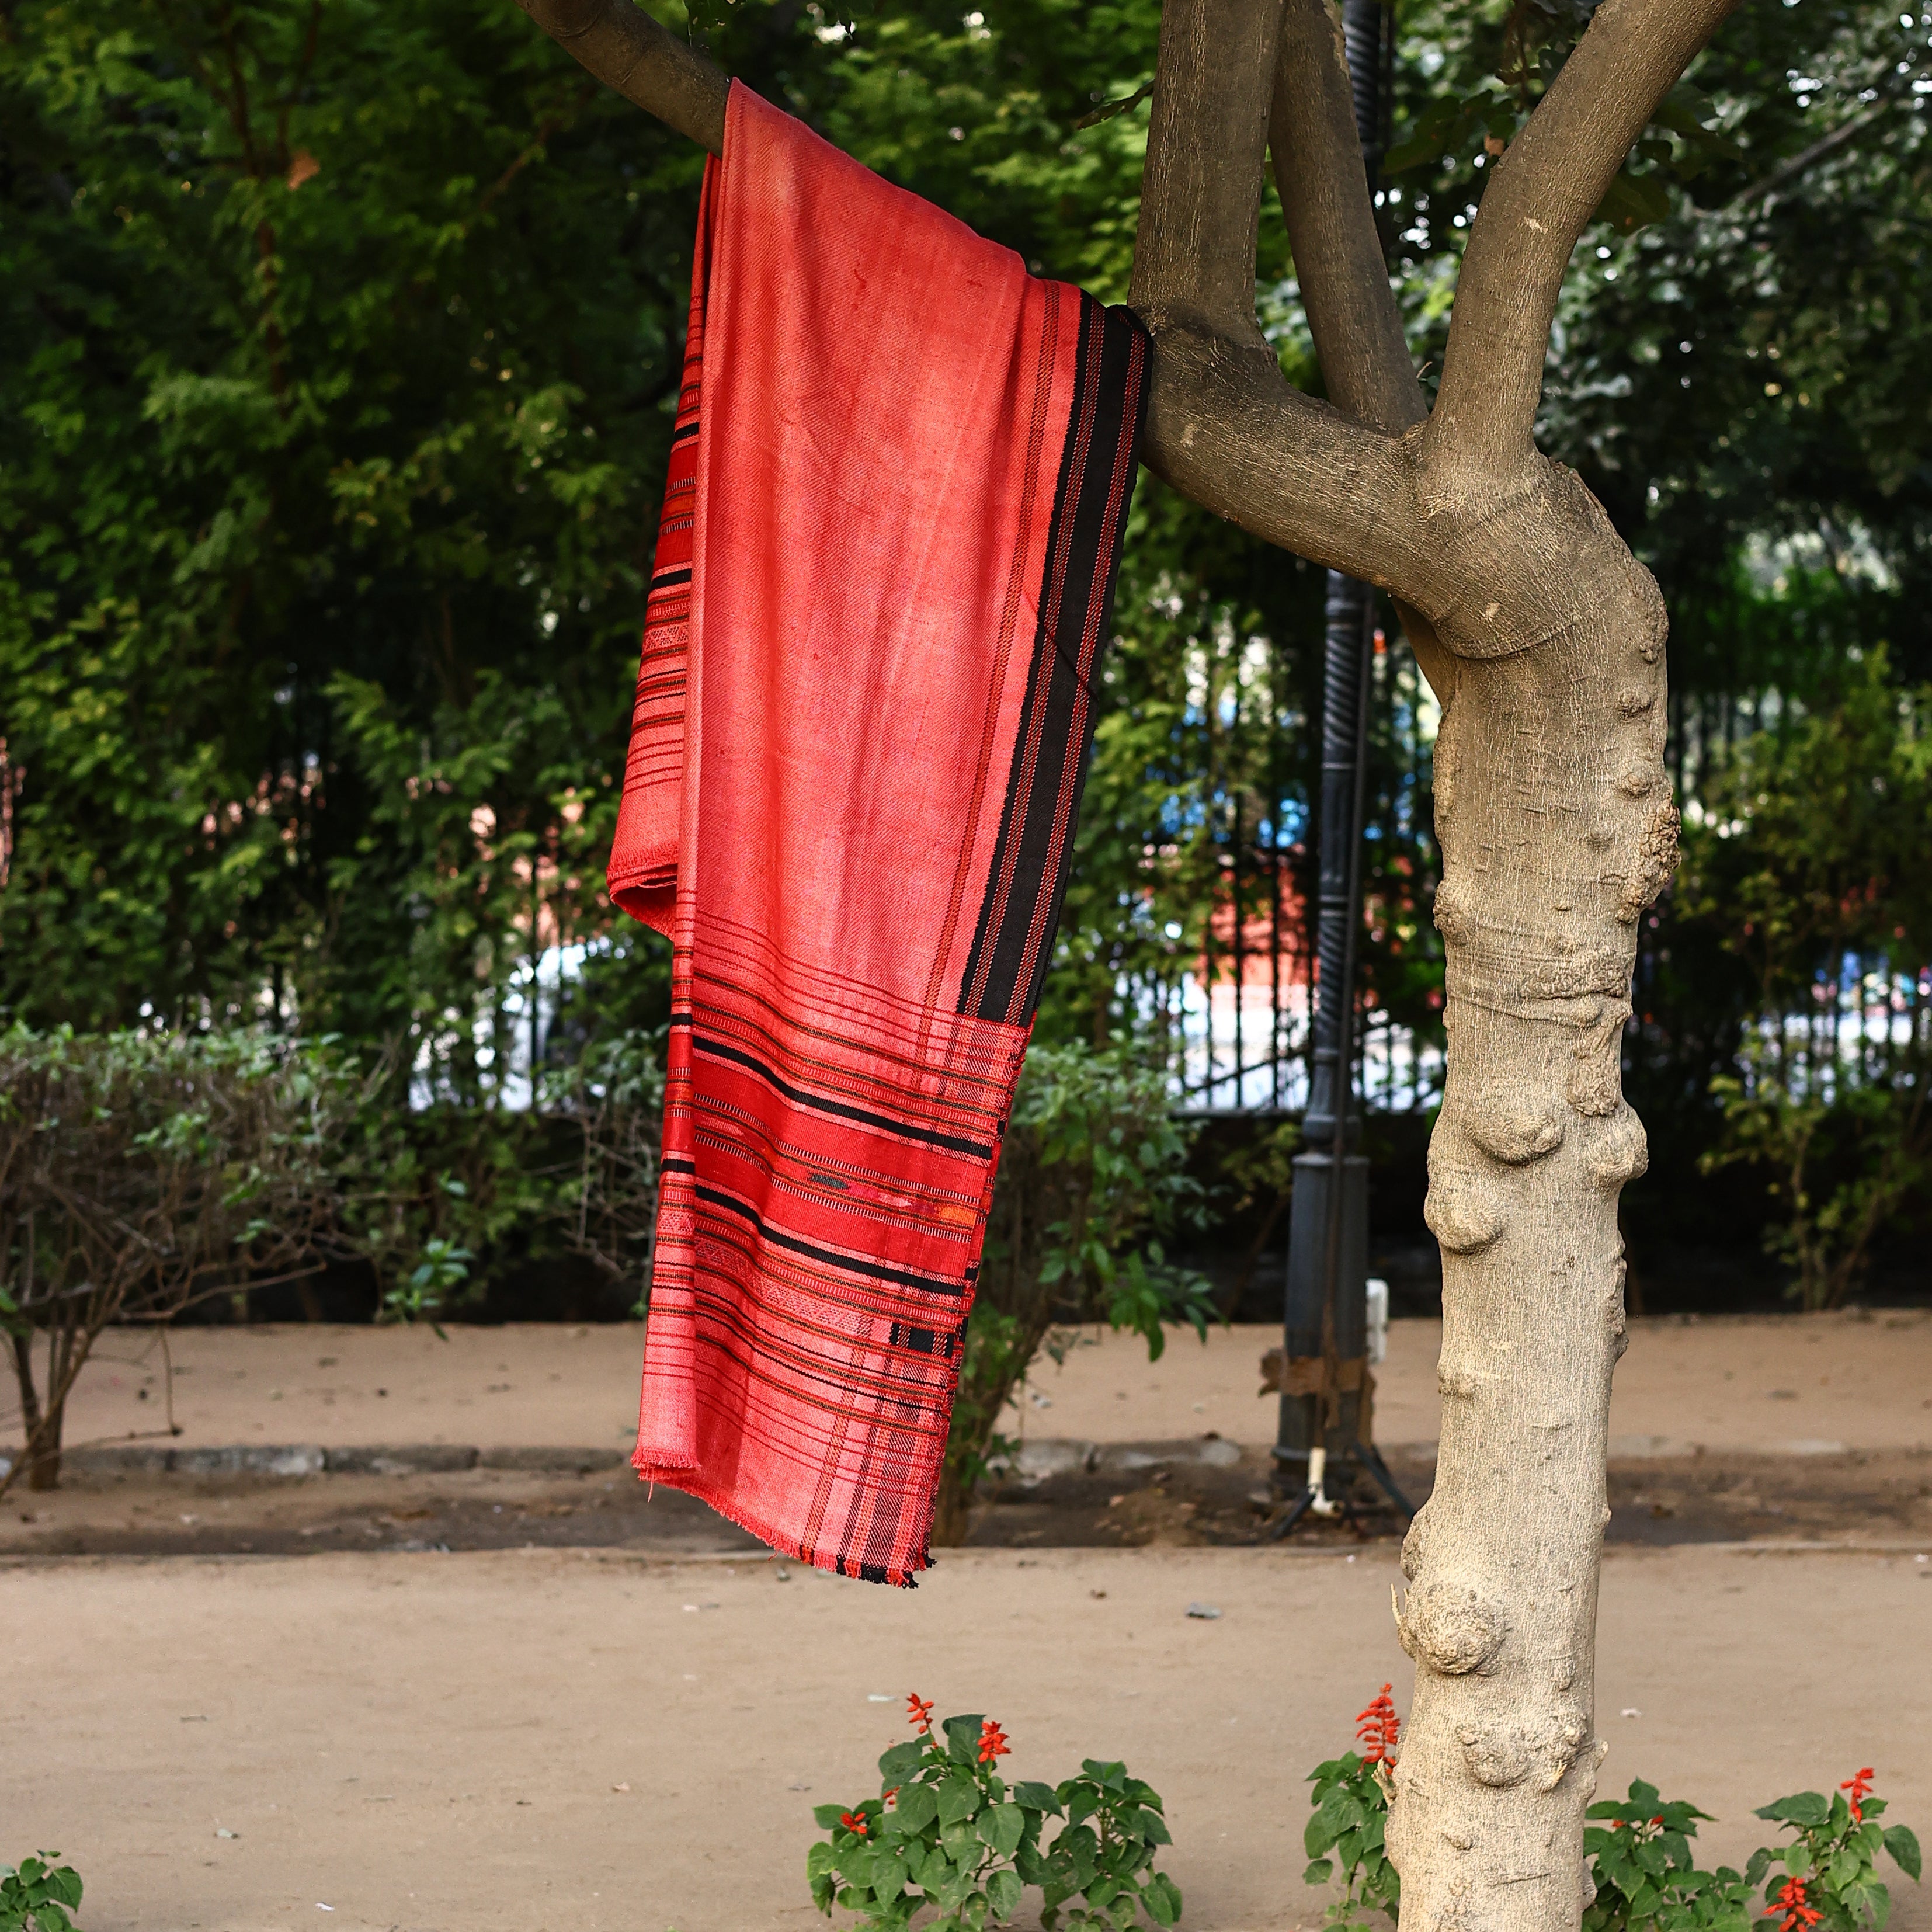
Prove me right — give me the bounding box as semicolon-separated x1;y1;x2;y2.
509;0;1761;1920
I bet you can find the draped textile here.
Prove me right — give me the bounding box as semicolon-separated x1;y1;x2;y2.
607;82;1148;1584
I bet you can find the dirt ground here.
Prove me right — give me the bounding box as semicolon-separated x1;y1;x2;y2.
3;1544;1928;1932
5;1311;1928;1930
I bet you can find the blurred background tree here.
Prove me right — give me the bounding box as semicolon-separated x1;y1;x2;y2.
2;0;1927;1312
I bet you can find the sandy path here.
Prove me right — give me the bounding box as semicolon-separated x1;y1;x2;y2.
3;1543;1927;1932
29;1309;1932;1465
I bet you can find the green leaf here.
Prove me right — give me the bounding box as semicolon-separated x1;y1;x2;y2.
1757;1793;1830;1827
893;1784;940;1834
939;1776;983;1827
1304;1858;1335;1885
1143;1872;1183;1927
943;1715;987;1763
986;1867;1024;1919
1883;1826;1921;1882
1384;97;1469;175
807;1842;839;1880
880;1741;927;1782
1013;1781;1062;1816
979;1804;1026;1858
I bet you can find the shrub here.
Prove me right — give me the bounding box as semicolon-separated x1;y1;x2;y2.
0;1026;349;1493
808;1693;1182;1931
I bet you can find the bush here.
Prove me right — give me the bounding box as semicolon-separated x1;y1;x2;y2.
807;1694;1181;1931
0;1026;349;1493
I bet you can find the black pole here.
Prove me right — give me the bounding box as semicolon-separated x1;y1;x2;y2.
1273;0;1413;1527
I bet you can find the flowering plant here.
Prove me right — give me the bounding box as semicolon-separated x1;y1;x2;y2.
1302;1691;1920;1932
807;1694;1183;1931
1582;1780;1762;1931
1300;1687;1404;1929
1752;1775;1920;1931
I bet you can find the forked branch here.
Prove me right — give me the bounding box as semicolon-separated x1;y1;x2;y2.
1128;0;1421;572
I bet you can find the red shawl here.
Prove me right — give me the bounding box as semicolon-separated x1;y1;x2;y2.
607;82;1148;1584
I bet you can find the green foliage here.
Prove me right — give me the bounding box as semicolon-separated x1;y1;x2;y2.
1754;1783;1921;1932
1302;1751;1399;1930
5;0;1930;1275
807;1701;1179;1931
0;1852;83;1932
0;1021;664;1486
1583;1781;1762;1932
1683;651;1932;1304
936;1043;1216;1540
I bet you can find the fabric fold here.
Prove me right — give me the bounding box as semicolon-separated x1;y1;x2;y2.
607;82;1148;1584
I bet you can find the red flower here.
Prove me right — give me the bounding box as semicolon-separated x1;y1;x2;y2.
1356;1686;1401;1767
884;1787;899;1810
839;1811;869;1837
1766;1875;1821;1931
906;1694;934;1735
1841;1768;1876;1825
978;1719;1011;1764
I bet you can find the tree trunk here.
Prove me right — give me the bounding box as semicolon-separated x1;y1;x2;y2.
1383;532;1673;1930
11;1330;64;1493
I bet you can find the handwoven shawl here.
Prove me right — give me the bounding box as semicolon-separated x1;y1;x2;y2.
607;82;1148;1584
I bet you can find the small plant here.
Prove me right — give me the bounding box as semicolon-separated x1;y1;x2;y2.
1301;1686;1402;1929
1582;1781;1760;1931
0;1852;83;1932
1300;1689;1921;1932
380;1229;473;1336
1753;1770;1921;1932
807;1693;1182;1930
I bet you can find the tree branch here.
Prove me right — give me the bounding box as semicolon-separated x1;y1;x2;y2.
1129;0;1282;344
1128;0;1424;576
1268;0;1424;435
516;0;727;154
1426;0;1740;484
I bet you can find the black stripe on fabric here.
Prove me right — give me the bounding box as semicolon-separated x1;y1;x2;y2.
670;420;700;444
693;1183;967;1298
888;1321;952;1357
675;1024;996;1159
650;567;693;589
957;297;1151;1026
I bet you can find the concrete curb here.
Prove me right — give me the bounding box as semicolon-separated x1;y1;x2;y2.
16;1433;1881;1485
50;1442;631;1479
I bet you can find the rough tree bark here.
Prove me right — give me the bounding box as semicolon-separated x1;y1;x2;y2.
512;0;1739;1920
